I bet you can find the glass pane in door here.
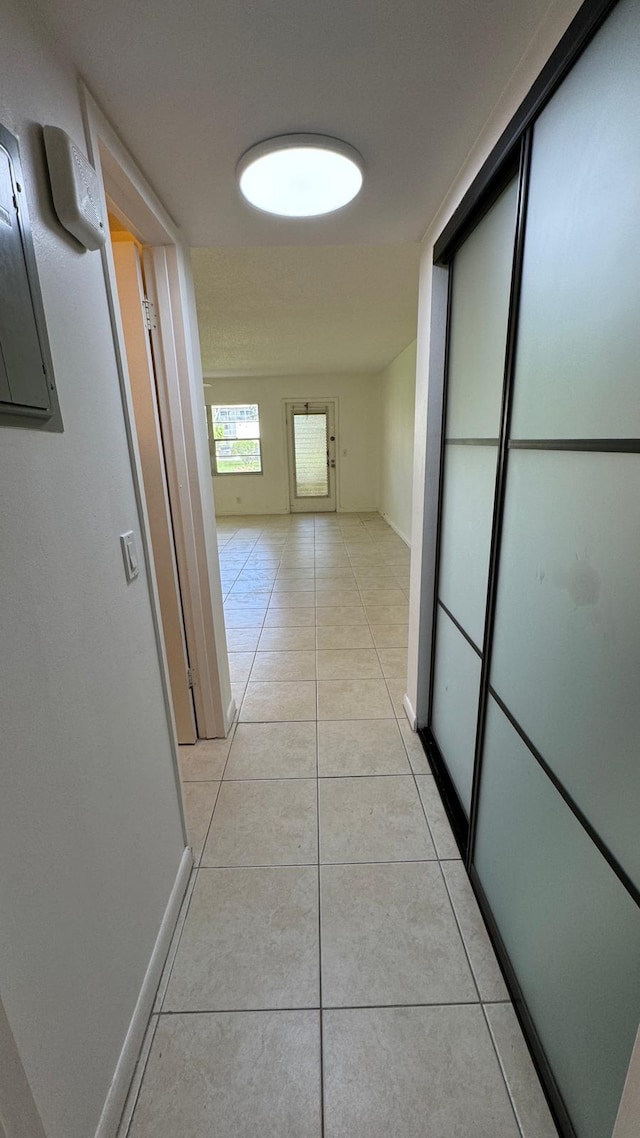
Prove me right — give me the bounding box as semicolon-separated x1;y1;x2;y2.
293;413;329;497
475;697;640;1138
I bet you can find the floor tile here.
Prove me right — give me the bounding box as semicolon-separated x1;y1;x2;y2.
225;589;271;605
316;649;382;680
314;567;356;580
358;588;409;606
323;1005;520;1138
314;606;367;627
319;776;435;863
320;861;476;1006
317;679;394;720
257;626;316;652
271;578;316;592
415;775;461;859
318;720;411;777
353;568;399;581
224;609;267;628
485;1003;560;1138
251;650;317;681
364;605;409;625
442;861;509;1001
179;737;230;781
313;555;350;567
225;721;317;780
228;652;254;682
202;779;317;866
316;626;374;650
263;608;316;627
240;680;317;721
376;646;408;679
129;1011;321;1138
226;628;261;652
315;588;361;606
182;782;219;863
399;720;429;774
164;867;319;1011
369;624;409;648
276;566;315;578
385;678;408;719
268;591;316;608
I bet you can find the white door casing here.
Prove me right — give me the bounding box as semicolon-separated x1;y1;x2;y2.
285;400;337;513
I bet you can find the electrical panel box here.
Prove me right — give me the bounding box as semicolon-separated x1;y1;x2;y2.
0;122;62;431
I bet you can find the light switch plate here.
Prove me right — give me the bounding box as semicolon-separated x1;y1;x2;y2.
120;531;140;583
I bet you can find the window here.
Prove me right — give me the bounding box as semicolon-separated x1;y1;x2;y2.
207;403;262;474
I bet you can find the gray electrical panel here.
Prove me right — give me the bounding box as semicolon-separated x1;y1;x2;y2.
0;123;62;431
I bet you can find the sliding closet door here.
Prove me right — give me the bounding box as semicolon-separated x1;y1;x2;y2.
473;1;640;1135
429;179;518;816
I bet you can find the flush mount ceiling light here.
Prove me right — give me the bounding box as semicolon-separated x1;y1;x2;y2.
237;134;363;218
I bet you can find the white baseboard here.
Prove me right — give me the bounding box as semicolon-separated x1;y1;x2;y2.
336;506;378;514
380;512;411;549
224;696;237;733
402;692;417;730
94;846;193;1138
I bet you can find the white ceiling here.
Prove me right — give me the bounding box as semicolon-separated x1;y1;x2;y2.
193;244;421;375
36;0;558;374
40;0;554;248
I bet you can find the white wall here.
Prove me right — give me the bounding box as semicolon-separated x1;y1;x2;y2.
378;340;417;544
406;0;585;725
206;372;381;514
0;5;185;1137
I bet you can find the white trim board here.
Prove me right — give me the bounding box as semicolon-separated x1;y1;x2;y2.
93;847;193;1138
81;85;233;742
402;692;417;730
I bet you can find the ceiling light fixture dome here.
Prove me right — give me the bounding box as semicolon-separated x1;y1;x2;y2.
237;134;363;218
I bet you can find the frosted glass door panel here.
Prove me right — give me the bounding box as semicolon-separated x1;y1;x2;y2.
293;413;329;497
438;443;497;649
510;0;640;439
490;450;640;888
431;609;481;815
475;698;640;1138
446;178;518;440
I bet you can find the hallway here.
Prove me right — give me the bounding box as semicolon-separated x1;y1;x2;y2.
121;514;557;1137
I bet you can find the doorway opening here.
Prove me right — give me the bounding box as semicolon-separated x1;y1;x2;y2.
285;400;337;512
82;85;234;754
109;218;197;743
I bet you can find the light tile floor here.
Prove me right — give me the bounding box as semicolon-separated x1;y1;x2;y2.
120;513;559;1138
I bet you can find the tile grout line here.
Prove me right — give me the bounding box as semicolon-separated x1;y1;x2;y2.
480;1001;529;1138
315;664;326;1138
194;856;443;871
157;998;486;1015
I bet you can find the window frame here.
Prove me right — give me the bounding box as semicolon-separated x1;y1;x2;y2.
207;403;263;476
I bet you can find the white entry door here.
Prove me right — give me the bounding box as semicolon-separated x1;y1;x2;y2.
286;401;336;512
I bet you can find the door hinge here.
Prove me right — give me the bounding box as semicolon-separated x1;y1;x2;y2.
142;297;157;331
187;667;196;689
